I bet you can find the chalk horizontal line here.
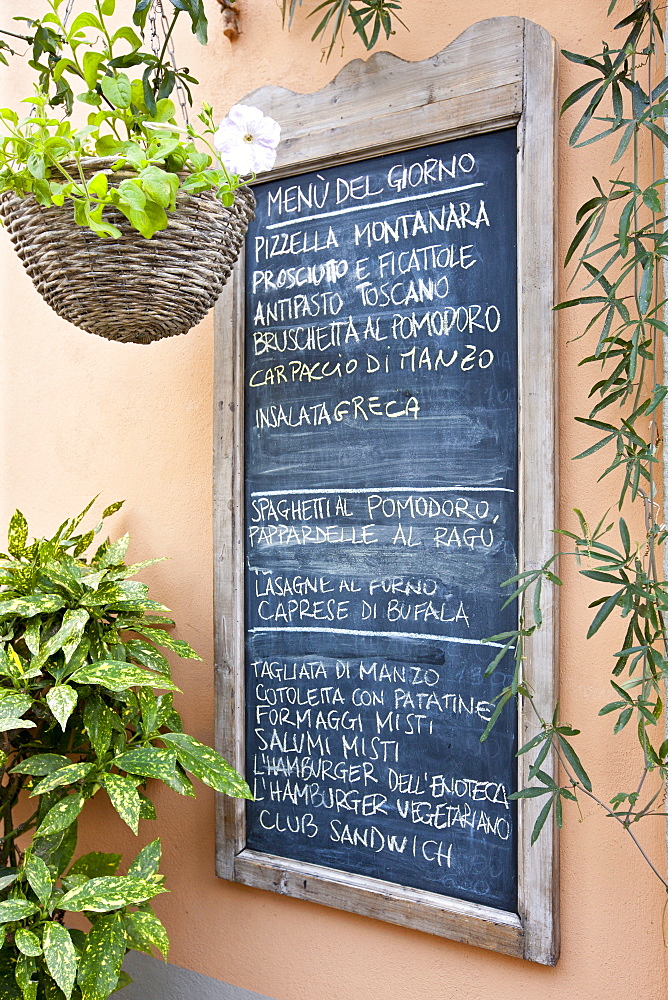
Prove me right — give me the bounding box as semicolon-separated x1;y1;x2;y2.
250;486;514;497
248;626;506;649
264;182;485;230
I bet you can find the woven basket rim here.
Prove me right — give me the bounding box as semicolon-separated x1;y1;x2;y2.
0;155;256;207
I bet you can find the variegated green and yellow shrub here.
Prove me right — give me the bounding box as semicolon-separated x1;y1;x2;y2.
0;499;251;1000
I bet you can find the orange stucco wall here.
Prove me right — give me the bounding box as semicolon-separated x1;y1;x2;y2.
1;1;666;997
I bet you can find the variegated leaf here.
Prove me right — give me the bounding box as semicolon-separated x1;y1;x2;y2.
127;840;161;879
78;911;126;1000
65;495;99;538
124;908;169;958
162;733;252;798
0;719;35;732
100;533;130;567
79;570;107;592
72;530;95;558
24;853;52;906
23;620;40;657
113;748;176;783
0;899;38;923
68;852;121;879
100;774;141;834
43;921;77;999
8;510;28;557
31;762;93;797
43;610;90;663
61;875;165;912
138;792;156;820
0;596;64;618
70;661;178;692
83;696;113;757
124;639;170;677
129;627;201;660
137;688;159;734
0;691;32;718
46;685;79;731
14;929;41;958
36;794;85;837
11;754;70;776
33;820;79;877
0;871;19;892
101;501;124;519
15;954;36;1000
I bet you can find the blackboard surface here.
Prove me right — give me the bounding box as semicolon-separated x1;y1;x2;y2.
243;129;519;912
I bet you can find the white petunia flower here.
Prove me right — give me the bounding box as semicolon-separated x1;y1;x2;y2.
213;104;280;176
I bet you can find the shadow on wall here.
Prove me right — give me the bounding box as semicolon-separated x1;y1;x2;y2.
122;952;276;1000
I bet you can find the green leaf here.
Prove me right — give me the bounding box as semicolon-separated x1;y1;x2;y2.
61;875;165;912
586;590;623;639
100;774;141;834
124;908;169;958
0;899;38;923
556;735;592;791
36;794;85;838
70;661;178;692
77;912;126;1000
127;840;161;879
69;852;121;879
15;930;41;958
614;706;633;733
531;795;555;845
82;50;105;89
154;98;176;122
162;734;252;798
46;685;79;731
100;73;132;109
43;922;77;999
31;763;94;797
112;25;142;50
24;853;53;906
70;12;102;33
8;511;28;556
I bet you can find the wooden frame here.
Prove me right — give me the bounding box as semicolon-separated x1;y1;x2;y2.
213;17;559;965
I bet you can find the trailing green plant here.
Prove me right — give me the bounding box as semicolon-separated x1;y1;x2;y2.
0;498;251;1000
0;0;259;240
483;0;668;890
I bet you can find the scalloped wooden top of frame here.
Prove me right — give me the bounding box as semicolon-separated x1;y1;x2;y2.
243;17;535;176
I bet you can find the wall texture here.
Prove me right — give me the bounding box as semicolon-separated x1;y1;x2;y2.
1;1;666;998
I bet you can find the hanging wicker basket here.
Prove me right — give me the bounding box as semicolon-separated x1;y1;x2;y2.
0;157;255;345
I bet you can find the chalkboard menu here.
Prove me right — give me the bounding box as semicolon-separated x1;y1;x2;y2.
242;129;519;912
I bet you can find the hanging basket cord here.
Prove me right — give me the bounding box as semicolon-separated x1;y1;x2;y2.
148;0;190;125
